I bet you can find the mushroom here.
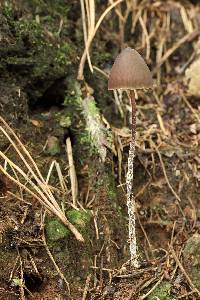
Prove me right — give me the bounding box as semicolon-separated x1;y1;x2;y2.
108;47;153;267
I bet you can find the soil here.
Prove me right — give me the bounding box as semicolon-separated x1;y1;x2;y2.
0;1;200;300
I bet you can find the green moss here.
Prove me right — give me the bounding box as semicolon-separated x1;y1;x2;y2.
183;235;200;290
67;209;92;232
106;171;117;201
22;0;71;18
87;98;99;116
78;131;93;148
45;136;61;156
46;219;69;241
2;3;13;20
1;4;77;104
59;115;71;128
12;278;23;287
92;50;112;66
46;209;92;241
15;20;44;45
63;81;82;108
148;282;172;300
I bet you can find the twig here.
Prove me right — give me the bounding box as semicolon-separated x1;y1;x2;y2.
181;92;200;123
82;274;91;300
152;142;182;203
136;210;153;255
42;233;71;294
152;29;199;75
140;274;164;299
170;246;200;297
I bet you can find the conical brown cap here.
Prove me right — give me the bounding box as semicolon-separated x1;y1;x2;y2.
108;47;153;90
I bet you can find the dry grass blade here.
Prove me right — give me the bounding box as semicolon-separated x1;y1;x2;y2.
139;15;150;61
0;117;84;242
82;274;91;300
152;29;199;75
0;117;60;206
80;0;93;73
140;274;164;299
78;0;124;80
66;137;78;206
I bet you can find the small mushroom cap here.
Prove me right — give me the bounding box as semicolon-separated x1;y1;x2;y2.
108;47;153;90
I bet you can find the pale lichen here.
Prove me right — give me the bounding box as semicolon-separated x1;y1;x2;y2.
82;96;111;161
185;58;200;96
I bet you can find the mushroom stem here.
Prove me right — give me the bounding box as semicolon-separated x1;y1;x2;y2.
126;89;139;267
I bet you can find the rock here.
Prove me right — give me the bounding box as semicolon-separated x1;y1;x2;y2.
185;58;200;96
103;285;115;296
183;234;200;290
147;281;172;300
45;136;61;156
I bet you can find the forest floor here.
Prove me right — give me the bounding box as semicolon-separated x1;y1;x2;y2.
0;1;200;300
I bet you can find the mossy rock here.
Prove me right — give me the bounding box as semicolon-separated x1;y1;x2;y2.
46;209;92;241
45;136;61;156
147;281;172;300
183;234;200;290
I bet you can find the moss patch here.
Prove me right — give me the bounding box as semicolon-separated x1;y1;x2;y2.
148;281;172;300
46;219;69;241
183;235;200;290
66;209;92;232
46;209;92;242
1;2;77;105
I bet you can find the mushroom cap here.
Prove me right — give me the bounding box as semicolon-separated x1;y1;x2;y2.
108;47;153;90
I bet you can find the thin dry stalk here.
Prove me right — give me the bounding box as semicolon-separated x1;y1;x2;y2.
55;161;68;194
152;142;182;203
109;0;132;48
136;210;153;255
180;5;193;33
139;15;150;61
80;0;94;73
113;90;124;117
181;92;200;123
42;233;70;294
66;137;78;207
46;160;68;194
82;274;91;300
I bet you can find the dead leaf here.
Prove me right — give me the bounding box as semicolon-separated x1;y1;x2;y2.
30;119;44;128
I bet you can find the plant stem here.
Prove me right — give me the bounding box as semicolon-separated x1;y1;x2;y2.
126;90;138;267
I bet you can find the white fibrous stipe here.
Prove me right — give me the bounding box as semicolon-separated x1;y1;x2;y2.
126;105;139;268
